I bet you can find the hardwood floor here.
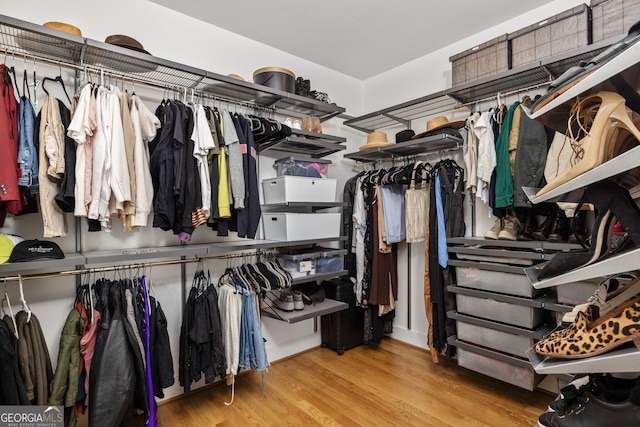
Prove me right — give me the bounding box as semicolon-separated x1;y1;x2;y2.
157;339;553;426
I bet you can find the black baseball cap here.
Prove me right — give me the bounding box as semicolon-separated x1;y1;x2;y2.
8;239;65;263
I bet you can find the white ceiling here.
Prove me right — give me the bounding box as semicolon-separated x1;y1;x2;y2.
150;0;553;80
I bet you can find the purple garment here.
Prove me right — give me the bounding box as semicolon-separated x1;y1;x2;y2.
141;277;157;427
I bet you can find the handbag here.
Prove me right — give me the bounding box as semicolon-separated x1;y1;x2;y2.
405;161;430;243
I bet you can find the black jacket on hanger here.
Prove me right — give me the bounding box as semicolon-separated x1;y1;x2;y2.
0;319;30;405
234;113;261;239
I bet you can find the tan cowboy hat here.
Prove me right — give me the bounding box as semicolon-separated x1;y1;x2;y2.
359;131;393;151
43;21;82;36
413;116;465;139
105;34;150;55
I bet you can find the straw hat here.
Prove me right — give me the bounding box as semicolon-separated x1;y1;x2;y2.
227;74;245;81
43;21;82;36
359;131;393;151
413;116;465;139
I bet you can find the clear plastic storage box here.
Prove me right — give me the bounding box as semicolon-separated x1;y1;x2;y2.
316;249;347;273
274;156;331;179
277;252;319;278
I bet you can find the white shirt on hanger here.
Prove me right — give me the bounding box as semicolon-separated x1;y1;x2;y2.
192;104;215;219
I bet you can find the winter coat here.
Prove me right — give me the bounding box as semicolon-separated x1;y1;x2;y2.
48;307;83;408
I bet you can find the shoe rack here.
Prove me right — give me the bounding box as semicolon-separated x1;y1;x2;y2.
523;71;640;374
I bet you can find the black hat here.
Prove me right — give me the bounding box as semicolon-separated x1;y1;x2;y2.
396;129;415;143
9;240;65;263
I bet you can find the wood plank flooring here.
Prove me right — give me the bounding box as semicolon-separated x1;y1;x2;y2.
157;339;553;426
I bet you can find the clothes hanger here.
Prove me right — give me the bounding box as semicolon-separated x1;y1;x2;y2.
30;57;39;108
18;274;32;323
41;62;71;104
1;289;19;340
22;68;30;101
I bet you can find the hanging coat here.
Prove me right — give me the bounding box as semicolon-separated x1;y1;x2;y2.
48;307;82;409
0;319;30;405
89;281;137;427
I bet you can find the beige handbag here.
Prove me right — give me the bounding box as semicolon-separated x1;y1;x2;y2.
405;161;430;243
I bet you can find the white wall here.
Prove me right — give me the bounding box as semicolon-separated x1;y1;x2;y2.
358;0;589;347
1;0;592;405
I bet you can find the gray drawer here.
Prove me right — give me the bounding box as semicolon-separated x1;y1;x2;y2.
450;287;546;329
451;260;540;298
450;338;543;391
455;319;535;358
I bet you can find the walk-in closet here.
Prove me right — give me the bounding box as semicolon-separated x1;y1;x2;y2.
2;1;640;426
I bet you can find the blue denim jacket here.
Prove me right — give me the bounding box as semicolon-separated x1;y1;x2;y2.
17;96;38;194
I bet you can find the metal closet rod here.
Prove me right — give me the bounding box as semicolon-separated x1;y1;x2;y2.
368;146;462;168
456;81;551;108
0;47;275;112
0;250;264;283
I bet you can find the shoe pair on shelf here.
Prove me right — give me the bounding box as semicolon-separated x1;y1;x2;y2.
301;115;322;133
528;179;640;282
561;275;640;324
484;215;521;241
273;288;304;312
531;208;588;244
535;90;640;197
536;373;640;427
534;288;640;359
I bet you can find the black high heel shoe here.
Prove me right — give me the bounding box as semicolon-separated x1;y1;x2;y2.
533;179;640;281
536;209;617;280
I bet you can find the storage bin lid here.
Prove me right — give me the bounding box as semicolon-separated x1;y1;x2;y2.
277;251;321;261
316;248;347;258
274;156;332;165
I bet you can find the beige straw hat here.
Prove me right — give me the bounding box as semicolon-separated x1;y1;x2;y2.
359;131;393;151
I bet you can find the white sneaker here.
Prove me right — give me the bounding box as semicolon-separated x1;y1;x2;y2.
275;289;294;312
484;218;502;240
562;276;640;323
498;216;521;241
292;289;304;311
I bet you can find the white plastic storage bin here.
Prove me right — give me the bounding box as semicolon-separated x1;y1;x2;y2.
274;156;331;178
262;213;341;241
262;176;337;204
277;252;319;278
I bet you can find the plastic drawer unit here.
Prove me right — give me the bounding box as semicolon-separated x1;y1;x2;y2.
449;286;548;330
449;259;543;298
262;176;337;204
262;212;341;241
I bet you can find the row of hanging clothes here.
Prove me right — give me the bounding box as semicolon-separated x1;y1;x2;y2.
0;58;271;241
0;276;52;407
36;268;173;427
179;257;291;402
342;157;465;350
